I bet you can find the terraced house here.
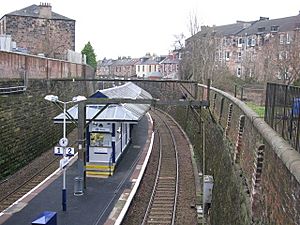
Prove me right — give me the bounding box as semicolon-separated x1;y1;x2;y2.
186;11;300;83
97;52;181;80
0;3;75;59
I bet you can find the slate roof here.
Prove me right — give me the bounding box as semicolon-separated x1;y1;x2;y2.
187;13;300;42
4;4;74;21
237;15;300;36
160;57;180;64
112;58;139;66
136;57;165;65
98;59;115;67
211;22;252;36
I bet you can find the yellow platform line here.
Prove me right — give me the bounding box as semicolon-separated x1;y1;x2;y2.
86;164;115;170
87;171;114;176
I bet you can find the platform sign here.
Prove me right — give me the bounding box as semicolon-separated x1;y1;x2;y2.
54;147;75;156
60;157;69;169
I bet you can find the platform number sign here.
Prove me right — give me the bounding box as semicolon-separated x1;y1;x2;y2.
54;146;75;156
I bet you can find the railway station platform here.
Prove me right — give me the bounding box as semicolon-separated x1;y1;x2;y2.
0;114;153;225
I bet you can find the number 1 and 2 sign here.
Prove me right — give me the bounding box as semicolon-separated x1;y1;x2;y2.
54;146;75;156
54;137;75;156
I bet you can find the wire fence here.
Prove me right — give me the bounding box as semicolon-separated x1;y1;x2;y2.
265;83;300;152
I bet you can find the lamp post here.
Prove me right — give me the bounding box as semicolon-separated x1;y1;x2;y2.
44;94;86;211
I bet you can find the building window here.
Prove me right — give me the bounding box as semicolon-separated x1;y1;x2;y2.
149;65;151;72
249;68;253;77
238;38;243;47
279;34;284;44
218;50;222;61
90;133;111;147
236;67;242;77
278;51;288;60
237;52;242;62
247;38;251;46
271;25;279;32
225;51;230;61
138;65;140;72
142;65;145;72
257;27;266;33
286;33;290;44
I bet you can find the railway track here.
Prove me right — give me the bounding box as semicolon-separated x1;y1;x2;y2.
0;157;60;212
142;109;179;225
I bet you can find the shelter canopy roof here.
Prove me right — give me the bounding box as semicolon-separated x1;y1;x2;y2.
53;82;152;123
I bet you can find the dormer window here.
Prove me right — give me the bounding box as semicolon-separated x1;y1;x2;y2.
271;25;279;32
257;27;266;33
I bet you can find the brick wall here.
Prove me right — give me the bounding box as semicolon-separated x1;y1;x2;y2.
0;51;95;79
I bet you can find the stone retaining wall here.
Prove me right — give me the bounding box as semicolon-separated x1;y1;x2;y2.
0;79;92;180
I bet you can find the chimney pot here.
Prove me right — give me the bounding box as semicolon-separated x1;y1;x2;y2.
39;2;52;19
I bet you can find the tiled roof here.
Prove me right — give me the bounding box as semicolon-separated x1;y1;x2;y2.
5;4;74;21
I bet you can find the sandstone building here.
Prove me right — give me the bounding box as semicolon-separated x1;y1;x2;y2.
0;3;75;59
185;12;300;83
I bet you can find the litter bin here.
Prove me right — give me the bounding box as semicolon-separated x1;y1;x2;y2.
32;211;57;225
74;176;83;196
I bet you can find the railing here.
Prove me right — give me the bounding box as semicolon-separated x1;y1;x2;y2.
265;82;300;152
0;86;27;94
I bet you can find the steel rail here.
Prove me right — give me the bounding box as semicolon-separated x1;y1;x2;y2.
141;129;163;225
142;109;179;225
0;157;59;211
0;139;77;211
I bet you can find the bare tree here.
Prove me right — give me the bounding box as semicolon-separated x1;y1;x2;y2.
173;33;185;50
181;24;218;83
257;30;300;84
188;11;200;36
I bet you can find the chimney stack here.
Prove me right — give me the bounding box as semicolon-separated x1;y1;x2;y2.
39;2;52;19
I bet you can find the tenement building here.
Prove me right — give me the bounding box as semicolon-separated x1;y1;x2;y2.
186;12;300;83
0;3;75;59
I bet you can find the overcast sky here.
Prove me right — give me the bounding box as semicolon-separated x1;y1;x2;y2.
1;1;300;60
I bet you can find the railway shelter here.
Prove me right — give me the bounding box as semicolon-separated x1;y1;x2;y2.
53;82;152;177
